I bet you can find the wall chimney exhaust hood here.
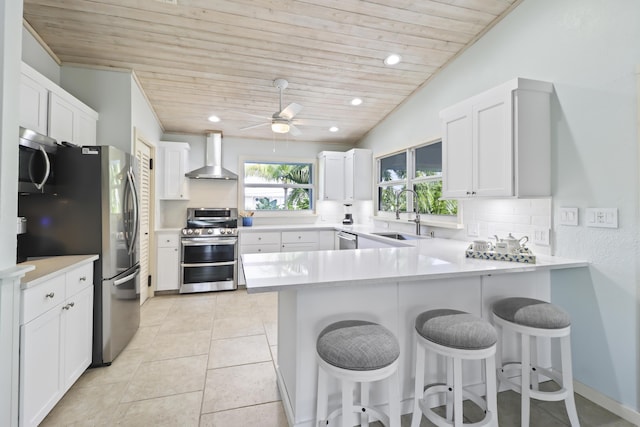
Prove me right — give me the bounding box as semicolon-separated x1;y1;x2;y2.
185;132;237;180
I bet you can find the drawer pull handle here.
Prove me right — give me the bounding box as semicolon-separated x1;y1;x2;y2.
79;276;87;281
45;292;55;299
62;302;75;311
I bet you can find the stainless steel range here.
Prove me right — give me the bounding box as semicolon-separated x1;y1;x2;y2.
180;208;238;293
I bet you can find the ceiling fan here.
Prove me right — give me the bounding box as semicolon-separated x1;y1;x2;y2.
240;79;304;136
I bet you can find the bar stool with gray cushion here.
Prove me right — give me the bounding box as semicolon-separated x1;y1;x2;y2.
315;320;400;427
492;297;580;427
411;309;498;427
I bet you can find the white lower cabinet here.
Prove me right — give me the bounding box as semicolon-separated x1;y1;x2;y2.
281;231;318;252
19;262;94;427
156;231;180;291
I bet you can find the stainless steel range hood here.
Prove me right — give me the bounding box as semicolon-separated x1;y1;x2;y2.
185;132;237;180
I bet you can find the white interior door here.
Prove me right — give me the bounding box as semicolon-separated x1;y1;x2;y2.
135;132;154;305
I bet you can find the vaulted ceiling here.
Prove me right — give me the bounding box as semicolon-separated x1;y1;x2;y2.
23;0;520;143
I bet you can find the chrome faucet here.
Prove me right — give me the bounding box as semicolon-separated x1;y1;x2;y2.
395;189;421;235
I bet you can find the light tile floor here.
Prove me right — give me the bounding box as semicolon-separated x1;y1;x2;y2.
40;290;633;427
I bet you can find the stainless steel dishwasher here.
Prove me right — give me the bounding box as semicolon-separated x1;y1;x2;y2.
337;231;358;250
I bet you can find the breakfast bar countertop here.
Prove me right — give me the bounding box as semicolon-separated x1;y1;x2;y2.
19;254;99;289
242;237;588;293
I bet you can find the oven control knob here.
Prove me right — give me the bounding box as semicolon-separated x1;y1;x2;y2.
207;229;213;234
195;229;201;235
186;229;193;235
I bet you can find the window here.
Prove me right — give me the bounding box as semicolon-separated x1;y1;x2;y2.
376;140;457;216
243;161;314;212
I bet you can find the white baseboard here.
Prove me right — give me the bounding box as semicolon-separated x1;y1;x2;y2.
574;380;640;426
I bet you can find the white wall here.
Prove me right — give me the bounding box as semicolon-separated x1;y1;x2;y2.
158;133;352;228
60;66;132;152
131;77;163;144
359;0;640;412
21;27;58;84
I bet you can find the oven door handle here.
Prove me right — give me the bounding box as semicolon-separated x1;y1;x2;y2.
181;238;237;246
181;261;236;268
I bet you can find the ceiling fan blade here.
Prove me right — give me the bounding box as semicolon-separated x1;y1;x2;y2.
240;122;270;131
229;110;272;121
288;124;302;136
278;102;303;120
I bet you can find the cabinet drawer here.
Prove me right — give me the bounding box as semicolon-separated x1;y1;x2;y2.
157;233;180;248
241;243;281;254
282;231;318;244
241;232;280;245
66;263;94;297
22;275;66;325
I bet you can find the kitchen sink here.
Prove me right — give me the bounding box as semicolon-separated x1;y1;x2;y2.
371;232;426;241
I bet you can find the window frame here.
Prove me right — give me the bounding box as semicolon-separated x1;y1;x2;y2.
375;138;459;224
239;156;317;217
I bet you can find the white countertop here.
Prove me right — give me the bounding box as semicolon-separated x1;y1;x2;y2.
242;237;588;293
19;255;99;289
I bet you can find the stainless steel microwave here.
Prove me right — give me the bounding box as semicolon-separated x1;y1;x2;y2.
18;127;58;194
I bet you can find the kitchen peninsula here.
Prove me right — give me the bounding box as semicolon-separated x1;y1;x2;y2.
242;235;588;427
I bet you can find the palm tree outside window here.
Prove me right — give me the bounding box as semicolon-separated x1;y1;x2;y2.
243;161;313;212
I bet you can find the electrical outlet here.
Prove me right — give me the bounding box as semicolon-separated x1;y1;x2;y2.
532;228;550;246
466;223;479;237
559;207;578;226
586;208;618;228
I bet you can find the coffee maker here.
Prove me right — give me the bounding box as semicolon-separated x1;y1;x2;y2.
342;204;353;225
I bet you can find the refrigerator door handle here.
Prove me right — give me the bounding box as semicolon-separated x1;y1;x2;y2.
114;267;140;287
126;168;140;255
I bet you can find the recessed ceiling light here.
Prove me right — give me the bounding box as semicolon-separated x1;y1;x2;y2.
329;126;339;132
350;98;363;106
383;54;402;66
208;115;221;123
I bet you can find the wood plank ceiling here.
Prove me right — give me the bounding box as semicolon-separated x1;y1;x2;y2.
23;0;520;144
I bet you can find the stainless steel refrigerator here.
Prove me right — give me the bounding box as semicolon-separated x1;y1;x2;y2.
18;145;140;366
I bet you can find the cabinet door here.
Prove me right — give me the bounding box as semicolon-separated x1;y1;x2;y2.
75;110;97;146
472;91;513;197
20;73;48;134
441;103;473;198
48;93;75;144
159;145;189;200
318;152;345;201
345;149;373;201
62;286;93;389
20;307;63;427
156;246;180;291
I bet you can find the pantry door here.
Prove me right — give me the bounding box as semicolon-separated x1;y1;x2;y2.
134;129;155;304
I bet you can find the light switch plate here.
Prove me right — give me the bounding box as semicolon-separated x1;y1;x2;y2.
532;228;550;246
466;223;479;237
585;208;618;228
559;207;578;226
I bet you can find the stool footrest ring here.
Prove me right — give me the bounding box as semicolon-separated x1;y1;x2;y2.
418;384;493;427
322;405;390;427
498;363;571;403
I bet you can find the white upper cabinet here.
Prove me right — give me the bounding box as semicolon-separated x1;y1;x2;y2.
344;148;373;201
20;63;98;145
440;78;552;199
318;148;372;202
318;151;345;201
157;142;190;200
19;72;49;135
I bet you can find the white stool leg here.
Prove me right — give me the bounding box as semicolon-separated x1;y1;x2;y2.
453;357;463;427
446;356;454;421
485;353;498;426
360;381;369;427
388;370;401;427
411;343;425;427
316;366;328;427
494;321;504;385
560;335;580;426
530;336;539;391
521;333;531;427
342;380;354;427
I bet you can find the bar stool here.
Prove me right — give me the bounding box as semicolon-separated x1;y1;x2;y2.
492;297;580;427
411;309;498;427
315;320;400;427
